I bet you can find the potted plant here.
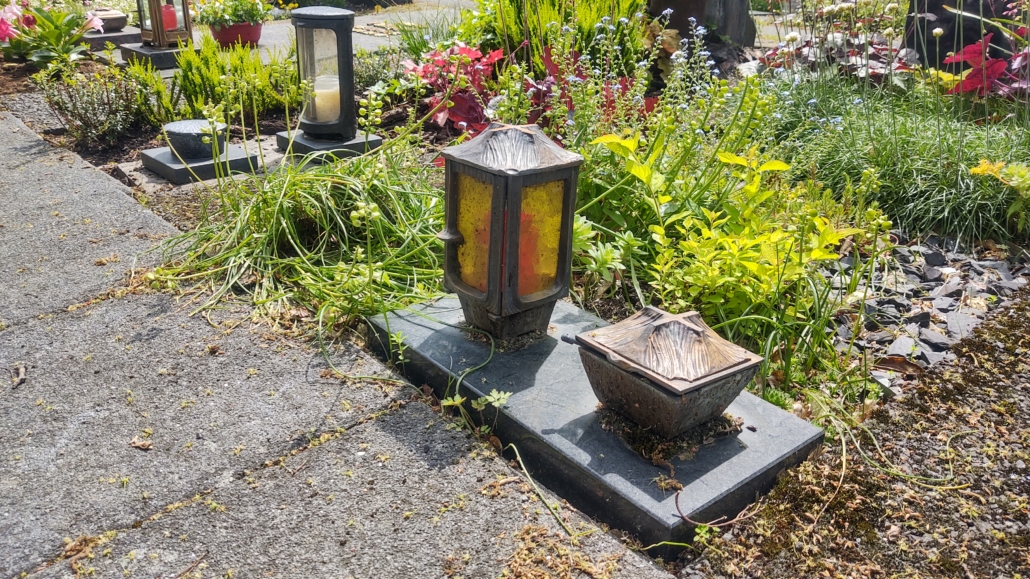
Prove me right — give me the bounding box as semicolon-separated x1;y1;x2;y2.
1;1;105;68
192;0;271;48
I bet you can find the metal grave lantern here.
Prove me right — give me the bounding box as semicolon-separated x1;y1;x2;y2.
137;0;191;48
294;6;353;139
438;123;583;340
275;6;381;155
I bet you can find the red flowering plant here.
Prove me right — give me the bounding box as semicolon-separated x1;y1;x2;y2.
931;0;1030;101
505;21;659;148
942;33;1012;95
1;0;104;69
405;41;504;135
925;2;1030;101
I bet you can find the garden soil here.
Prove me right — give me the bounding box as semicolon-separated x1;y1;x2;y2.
681;300;1030;577
0;60;34;96
0;111;672;578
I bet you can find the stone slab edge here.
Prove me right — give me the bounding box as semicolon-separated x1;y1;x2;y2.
366;298;824;555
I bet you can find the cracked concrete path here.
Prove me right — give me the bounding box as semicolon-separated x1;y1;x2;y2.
0;112;175;329
0;103;673;578
0;294;406;576
29;404;670;579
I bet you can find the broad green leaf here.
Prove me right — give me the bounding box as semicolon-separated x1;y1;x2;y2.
716;151;749;167
810;248;840;260
590;134;638;158
756;160;791;173
649;172;666;193
626;158;663;192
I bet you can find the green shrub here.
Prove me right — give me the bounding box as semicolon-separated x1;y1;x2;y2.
157;133;444;326
33;62;141;145
395;14;457;60
766;72;1030;242
353;46;404;92
1;6;96;68
749;0;784;11
456;0;648;77
127;35;302;126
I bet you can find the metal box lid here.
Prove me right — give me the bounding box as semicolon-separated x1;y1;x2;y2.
575;307;763;394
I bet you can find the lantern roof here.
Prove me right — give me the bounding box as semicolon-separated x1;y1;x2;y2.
442;123;583;176
291;6;354;21
574;307;763;394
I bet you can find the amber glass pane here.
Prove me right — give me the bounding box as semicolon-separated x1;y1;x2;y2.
518;180;564;297
455;173;493;292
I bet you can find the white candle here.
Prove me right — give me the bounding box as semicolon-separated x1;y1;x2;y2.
311;75;340;123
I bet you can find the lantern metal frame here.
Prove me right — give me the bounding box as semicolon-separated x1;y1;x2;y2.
438;123;583;340
292;6;356;140
137;0;192;48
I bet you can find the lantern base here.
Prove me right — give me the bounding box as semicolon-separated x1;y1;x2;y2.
275;130;383;158
458;295;556;341
119;43;199;70
141;144;260;185
82;26;142;52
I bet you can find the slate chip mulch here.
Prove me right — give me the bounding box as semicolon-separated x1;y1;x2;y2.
821;235;1030;399
679;290;1030;578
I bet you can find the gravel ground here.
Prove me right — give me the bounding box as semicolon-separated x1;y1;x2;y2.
680;290;1030;578
1;90;64;135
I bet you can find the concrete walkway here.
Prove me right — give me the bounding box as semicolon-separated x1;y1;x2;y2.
0;111;672;577
259;0;473;58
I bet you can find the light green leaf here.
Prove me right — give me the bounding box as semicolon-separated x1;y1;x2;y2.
590;134;638;158
716;151;749;167
756;160;791;173
809;248;840;260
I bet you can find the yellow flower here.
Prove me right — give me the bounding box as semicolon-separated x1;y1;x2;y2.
926;68;965;90
970;159;1005;177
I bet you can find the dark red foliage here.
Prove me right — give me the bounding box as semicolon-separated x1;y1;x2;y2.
949;58;1009;95
407;42;504;136
944;33;1019;96
943;33;994;68
526;46;656;129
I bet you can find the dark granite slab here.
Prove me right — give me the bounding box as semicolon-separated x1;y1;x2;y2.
83;26;141;52
141;144;260;184
276;130;383;158
119;43;198;69
367;298;824;554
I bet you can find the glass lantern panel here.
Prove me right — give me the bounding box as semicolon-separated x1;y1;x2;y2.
455;173;493;293
298;27;341;124
517;180;564;297
157;0;181;32
138;0;152;31
173;0;187;31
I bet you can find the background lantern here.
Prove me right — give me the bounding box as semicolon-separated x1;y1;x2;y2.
438;123;583;340
275;6;381;155
137;0;191;48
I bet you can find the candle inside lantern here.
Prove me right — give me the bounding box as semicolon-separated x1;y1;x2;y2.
311;75;341;123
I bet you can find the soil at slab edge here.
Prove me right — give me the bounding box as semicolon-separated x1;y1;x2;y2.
678;289;1030;579
0;58;34;96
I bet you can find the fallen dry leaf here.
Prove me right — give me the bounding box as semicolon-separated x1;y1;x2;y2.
129;437;153;451
873;355;923;375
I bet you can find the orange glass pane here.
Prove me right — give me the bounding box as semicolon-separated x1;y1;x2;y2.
518;180;564;297
455;173;493;292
